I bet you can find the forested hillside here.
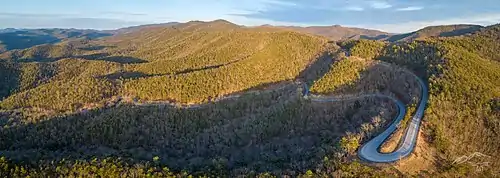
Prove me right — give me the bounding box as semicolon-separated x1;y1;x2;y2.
387;24;483;42
340;24;500;177
0;20;400;177
280;25;390;41
0;20;498;177
0;20;329;111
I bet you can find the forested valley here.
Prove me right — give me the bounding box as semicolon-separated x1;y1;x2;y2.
0;20;498;177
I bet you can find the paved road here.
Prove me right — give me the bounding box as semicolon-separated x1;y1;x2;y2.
302;73;428;163
356;76;428;162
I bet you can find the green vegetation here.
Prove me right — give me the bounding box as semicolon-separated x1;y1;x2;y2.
0;59;121;111
338;39;386;59
311;57;421;104
0;157;190;177
424;27;500;175
0;21;398;176
1;21;327;109
341;24;500;176
387;24;483;42
1;76;116;111
0;61;19;99
310;59;366;94
282;25;390;41
0;83;398;176
0;61;57;100
0;21;499;176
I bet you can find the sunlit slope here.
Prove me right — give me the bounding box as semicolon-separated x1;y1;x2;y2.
342;24;500;176
1;20;328;110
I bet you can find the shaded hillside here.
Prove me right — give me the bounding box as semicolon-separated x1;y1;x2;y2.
0;82;398;176
0;28;112;53
387;24;483;42
277;25;390;41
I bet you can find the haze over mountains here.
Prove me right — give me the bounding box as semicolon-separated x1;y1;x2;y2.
0;19;498;177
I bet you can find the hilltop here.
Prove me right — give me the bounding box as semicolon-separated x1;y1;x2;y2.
258;24;485;42
272;25;391;41
387;24;483;42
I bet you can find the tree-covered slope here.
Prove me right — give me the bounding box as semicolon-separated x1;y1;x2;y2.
342;24;500;176
0;20;328;110
280;25;390;41
387;24;483;42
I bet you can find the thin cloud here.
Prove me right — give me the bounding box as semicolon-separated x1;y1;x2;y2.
100;11;147;16
396;6;424;11
369;1;392;9
345;6;365;11
0;12;77;18
262;0;297;6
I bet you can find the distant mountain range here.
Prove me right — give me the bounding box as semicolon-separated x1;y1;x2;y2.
0;20;487;54
276;25;391;41
0;28;112;53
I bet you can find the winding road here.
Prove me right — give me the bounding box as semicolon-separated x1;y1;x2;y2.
301;70;428;163
355;76;428;162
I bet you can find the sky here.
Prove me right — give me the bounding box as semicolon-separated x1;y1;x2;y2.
1;0;499;33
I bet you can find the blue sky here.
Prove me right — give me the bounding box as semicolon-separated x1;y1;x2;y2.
1;0;499;33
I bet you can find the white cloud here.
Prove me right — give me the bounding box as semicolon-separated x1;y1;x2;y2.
369;1;392;9
356;13;500;33
345;6;365;11
262;0;297;7
396;6;424;11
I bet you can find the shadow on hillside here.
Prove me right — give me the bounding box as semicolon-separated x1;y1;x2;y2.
439;26;482;37
100;56;148;64
386;33;415;42
318;61;423;104
16;53;148;64
360;34;391;40
77;45;116;51
102;71;151;80
173;58;242;75
0;32;60;51
73;53;148;64
102;58;243;80
0;90;396;175
0;49;425;175
297;51;336;85
0;62;21;100
0;30;112;52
